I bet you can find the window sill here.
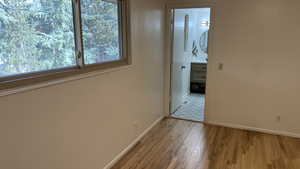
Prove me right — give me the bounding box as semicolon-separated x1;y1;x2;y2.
0;64;133;98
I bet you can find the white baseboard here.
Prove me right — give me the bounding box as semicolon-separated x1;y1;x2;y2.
206;121;300;139
103;116;165;169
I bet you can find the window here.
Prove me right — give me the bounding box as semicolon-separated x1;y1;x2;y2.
0;0;130;90
0;0;76;77
81;0;122;64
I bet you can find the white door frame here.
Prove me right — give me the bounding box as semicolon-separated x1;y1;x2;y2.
164;2;216;123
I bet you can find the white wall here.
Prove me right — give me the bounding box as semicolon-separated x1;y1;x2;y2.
167;0;300;137
0;0;166;168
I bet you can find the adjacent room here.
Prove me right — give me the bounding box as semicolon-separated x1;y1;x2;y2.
1;0;300;169
170;8;210;122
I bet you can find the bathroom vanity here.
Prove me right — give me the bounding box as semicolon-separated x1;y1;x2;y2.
190;57;207;93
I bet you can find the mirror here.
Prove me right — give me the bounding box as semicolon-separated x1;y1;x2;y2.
199;31;208;54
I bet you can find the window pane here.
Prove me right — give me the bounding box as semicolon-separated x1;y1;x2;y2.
81;0;121;64
0;0;76;77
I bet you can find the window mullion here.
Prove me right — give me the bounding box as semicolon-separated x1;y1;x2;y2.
118;1;124;59
72;0;85;68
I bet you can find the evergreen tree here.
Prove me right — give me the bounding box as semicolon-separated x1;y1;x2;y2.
0;0;120;76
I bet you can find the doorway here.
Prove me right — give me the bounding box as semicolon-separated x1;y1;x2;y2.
169;8;211;122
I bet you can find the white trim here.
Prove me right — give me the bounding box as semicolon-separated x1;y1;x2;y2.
166;1;216;9
0;65;133;97
206;121;300;139
103;116;165;169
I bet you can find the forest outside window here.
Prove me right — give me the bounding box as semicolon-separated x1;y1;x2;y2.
81;0;122;64
0;0;130;90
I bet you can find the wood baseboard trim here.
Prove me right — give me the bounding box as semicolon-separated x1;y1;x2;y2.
205;121;300;139
103;116;165;169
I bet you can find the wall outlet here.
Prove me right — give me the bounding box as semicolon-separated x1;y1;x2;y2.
276;116;281;122
218;63;224;70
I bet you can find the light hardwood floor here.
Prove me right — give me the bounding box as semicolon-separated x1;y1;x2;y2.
112;118;300;169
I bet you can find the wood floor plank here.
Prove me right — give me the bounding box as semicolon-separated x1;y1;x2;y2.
112;118;300;169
